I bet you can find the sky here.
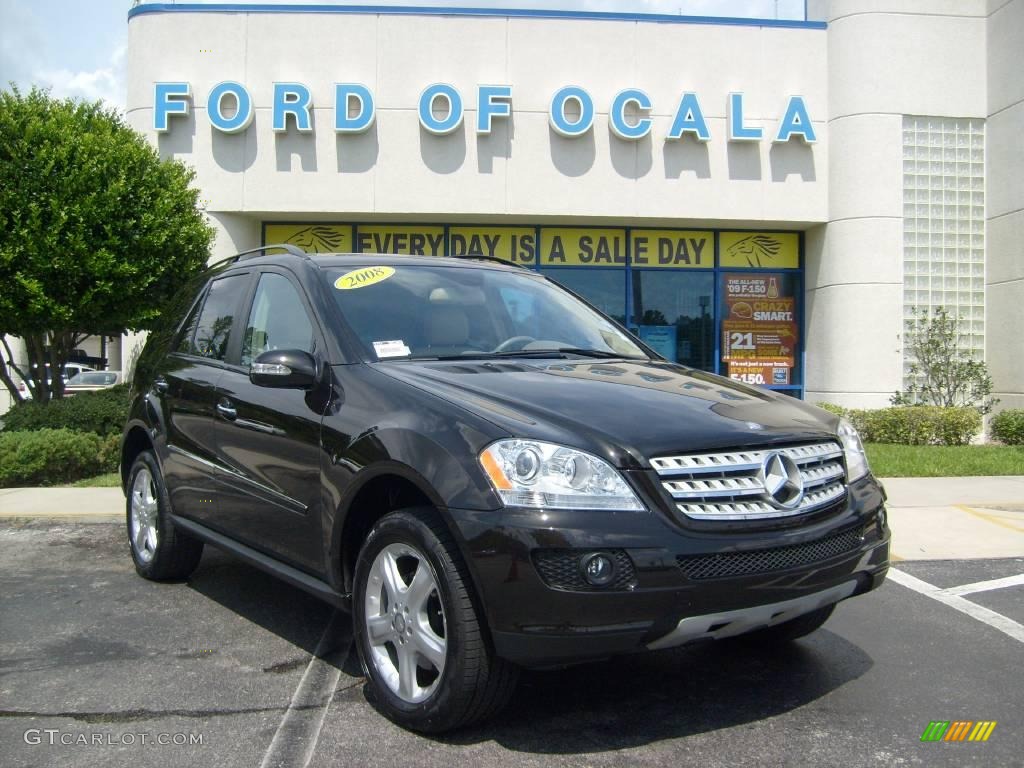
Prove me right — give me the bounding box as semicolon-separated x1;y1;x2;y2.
0;0;804;112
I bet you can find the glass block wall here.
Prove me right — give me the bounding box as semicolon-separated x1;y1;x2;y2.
902;116;986;386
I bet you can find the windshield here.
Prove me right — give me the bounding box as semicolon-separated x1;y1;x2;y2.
325;264;648;361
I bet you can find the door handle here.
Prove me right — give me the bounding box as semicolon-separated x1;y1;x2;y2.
216;401;237;420
154;377;169;393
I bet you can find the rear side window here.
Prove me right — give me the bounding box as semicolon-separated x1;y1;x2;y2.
241;273;315;366
187;274;246;360
175;297;204;354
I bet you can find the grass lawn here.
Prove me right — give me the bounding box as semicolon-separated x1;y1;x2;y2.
867;443;1024;477
69;472;121;488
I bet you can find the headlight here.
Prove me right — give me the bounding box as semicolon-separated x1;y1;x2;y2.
837;418;870;482
479;439;644;511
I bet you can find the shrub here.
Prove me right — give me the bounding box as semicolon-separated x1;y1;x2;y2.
893;306;998;415
847;406;980;446
1;384;130;436
991;409;1024;445
935;407;982;446
0;429;119;487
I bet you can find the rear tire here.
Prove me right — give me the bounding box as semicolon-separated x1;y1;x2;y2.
126;451;204;580
353;507;518;733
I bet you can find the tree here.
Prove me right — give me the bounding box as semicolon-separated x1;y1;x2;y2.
0;86;213;403
892;306;998;415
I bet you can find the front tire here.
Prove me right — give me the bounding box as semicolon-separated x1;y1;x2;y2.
126;451;204;580
353;508;517;732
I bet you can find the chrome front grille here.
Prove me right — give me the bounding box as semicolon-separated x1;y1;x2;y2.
651;441;847;521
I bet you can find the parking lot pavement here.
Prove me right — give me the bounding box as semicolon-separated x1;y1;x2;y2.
1;520;1022;768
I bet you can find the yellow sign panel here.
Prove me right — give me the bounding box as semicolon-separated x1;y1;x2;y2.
264;224;353;253
334;266;396;290
719;232;799;269
540;228;627;266
448;227;537;266
355;225;445;256
631;230;713;268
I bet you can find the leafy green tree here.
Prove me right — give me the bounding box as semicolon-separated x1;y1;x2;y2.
893;306;998;415
0;86;213;403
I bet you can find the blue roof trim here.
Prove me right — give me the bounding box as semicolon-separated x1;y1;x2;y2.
127;3;827;30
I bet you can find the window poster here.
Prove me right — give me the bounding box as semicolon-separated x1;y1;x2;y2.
721;273;797;386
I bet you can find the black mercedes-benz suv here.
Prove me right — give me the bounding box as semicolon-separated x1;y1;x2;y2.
120;245;890;732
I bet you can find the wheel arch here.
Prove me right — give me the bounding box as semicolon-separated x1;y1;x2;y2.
333;464;445;596
120;421;155;491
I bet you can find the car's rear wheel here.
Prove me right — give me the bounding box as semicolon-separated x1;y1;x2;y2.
353;508;518;732
126;451;204;580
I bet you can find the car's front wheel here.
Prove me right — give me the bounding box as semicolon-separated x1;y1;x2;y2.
126;451;204;580
353;508;517;732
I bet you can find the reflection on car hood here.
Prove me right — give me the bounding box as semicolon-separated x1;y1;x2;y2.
371;359;837;468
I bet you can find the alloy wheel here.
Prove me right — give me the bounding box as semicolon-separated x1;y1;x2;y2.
364;542;448;704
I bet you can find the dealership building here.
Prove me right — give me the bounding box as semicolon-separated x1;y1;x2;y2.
112;0;1023;410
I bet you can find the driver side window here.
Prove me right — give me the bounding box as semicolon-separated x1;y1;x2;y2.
241;273;315;367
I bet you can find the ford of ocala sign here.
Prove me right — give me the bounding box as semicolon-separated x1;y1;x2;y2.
154;82;817;143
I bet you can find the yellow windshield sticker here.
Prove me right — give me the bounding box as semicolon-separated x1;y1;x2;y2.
334;266;395;290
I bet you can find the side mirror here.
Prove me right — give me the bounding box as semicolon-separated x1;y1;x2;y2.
250;349;318;389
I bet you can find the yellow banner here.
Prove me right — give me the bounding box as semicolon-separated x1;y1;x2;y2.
354;225;445;256
719;232;799;269
631;230;713;268
264;224;353;253
448;227;537;266
540;228;627;266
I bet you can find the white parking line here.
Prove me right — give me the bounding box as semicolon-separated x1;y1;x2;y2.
260;612;351;768
942;572;1024;597
888;568;1024;644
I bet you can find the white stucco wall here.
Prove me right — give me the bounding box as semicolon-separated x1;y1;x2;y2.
125;10;828;232
986;0;1024;412
805;0;988;409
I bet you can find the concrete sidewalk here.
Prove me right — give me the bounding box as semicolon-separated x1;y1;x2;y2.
881;476;1024;561
0;486;124;520
1;477;1023;561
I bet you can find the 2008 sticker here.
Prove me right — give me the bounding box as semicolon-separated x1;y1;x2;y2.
334;266;395;290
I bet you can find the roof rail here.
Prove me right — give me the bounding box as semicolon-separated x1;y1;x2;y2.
234;243;307;261
445;252;530;270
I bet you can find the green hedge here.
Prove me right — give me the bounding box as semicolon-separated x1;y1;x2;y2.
813;404;980;446
991;409;1024;445
0;429;120;487
1;384;131;437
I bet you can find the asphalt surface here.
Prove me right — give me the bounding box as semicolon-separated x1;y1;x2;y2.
1;519;1021;768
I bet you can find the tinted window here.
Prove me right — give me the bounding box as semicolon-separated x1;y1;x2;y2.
189;274;246;361
241;273;315;366
175;296;204;354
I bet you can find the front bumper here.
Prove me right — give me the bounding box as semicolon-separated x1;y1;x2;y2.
446;474;890;668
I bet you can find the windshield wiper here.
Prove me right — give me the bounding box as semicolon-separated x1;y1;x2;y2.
402;348;647;362
551;348;647;359
429;350;569;360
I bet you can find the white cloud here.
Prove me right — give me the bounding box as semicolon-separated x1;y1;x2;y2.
34;44;126;113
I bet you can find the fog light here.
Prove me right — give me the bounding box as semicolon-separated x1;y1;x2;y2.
580;552;616;586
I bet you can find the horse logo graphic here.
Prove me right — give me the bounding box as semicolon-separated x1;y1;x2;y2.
724;235;782;267
283;226;347;253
